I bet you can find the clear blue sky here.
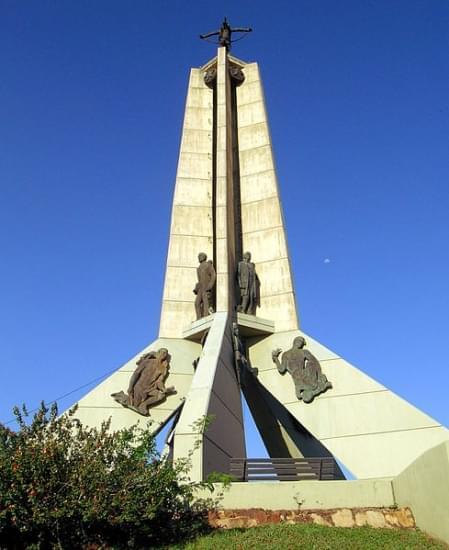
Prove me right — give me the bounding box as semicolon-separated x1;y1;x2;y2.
1;1;448;457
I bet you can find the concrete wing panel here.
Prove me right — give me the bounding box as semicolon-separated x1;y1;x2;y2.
248;330;449;478
237;63;299;332
159;68;214;338
72;337;199;433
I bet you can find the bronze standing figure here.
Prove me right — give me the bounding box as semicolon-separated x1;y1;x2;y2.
194;252;216;319
237;251;260;315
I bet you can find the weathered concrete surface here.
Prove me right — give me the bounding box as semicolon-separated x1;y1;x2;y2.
393;440;449;544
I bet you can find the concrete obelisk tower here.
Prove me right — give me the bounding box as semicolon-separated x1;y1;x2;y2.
72;24;448;482
159;27;300;478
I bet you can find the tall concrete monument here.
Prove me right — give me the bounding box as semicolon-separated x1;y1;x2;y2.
72;22;448;483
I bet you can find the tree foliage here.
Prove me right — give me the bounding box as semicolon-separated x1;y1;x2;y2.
0;404;209;548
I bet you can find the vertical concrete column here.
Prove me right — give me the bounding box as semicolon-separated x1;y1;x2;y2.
214;47;229;312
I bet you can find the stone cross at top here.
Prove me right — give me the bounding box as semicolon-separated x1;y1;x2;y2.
200;17;252;51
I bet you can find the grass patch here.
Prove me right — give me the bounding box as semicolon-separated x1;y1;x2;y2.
168;523;447;549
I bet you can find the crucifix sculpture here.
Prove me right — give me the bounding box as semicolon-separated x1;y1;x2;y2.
200;17;252;51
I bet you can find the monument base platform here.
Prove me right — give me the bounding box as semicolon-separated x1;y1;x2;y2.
196;440;449;544
199;477;395;511
183;312;275;342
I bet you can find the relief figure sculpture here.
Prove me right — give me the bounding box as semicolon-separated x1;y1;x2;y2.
237;251;260;315
194;252;216;319
111;348;176;416
272;336;332;403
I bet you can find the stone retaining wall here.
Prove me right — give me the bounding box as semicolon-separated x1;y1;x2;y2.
208;507;415;530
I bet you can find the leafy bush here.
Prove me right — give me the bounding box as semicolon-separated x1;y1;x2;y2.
0;403;210;548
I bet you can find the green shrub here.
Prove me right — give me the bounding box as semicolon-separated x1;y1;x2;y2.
0;403;210;548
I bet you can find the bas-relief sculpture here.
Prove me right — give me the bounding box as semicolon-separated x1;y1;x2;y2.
204;67;217;88
111;348;176;416
204;65;245;89
193;252;216;320
272;336;332;403
237;251;260;315
229;65;245;86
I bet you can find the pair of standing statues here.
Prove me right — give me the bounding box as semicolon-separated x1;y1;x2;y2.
194;251;260;319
